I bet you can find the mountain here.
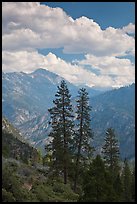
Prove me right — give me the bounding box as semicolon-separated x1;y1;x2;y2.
91;84;135;160
2;69;63;126
18;83;135;159
2;68;102;145
2;117;40;163
2;69;135;159
2;68;91;125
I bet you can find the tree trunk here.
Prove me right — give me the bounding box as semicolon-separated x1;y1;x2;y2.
63;94;67;184
74;99;83;191
74;144;81;191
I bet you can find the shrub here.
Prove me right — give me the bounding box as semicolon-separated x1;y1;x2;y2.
2;188;15;202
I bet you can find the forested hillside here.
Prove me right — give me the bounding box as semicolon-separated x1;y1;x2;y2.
2;82;135;202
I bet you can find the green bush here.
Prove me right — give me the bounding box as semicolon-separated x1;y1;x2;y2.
2;188;15;202
32;182;53;202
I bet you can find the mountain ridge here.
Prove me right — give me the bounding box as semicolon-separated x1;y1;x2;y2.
2;69;135;160
2;117;41;163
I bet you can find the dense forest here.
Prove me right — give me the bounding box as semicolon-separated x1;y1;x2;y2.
2;80;135;202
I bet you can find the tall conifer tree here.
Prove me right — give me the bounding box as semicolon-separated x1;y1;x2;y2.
102;128;120;176
47;80;74;184
121;158;132;201
74;88;93;191
131;166;135;201
79;155;116;202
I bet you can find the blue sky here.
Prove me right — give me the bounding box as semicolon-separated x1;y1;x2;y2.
41;2;135;28
2;2;135;89
39;2;135;62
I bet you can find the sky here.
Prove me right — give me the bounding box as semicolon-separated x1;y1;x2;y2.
2;2;135;89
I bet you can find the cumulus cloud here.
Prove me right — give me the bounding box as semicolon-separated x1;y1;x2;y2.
2;2;135;56
2;50;45;73
2;51;134;88
78;54;135;87
79;54;135;76
2;2;135;88
2;50;95;85
122;23;135;34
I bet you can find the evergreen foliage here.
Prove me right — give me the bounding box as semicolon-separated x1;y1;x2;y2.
101;128;122;200
121;158;132;202
79;155;116;202
2;82;135;202
2;131;40;164
102;128;120;176
131;166;135;201
74;88;94;191
47;80;74;184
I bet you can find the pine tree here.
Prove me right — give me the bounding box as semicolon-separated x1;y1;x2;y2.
121;158;132;202
47;80;74;184
102;128;120;177
131;165;135;201
113;173;123;201
79;155;116;202
73;88;93;192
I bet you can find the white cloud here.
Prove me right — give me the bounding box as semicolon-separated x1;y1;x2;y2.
122;23;135;34
78;54;135;87
2;2;135;88
2;50;45;73
79;54;134;75
2;50;96;85
2;51;135;88
2;2;135;57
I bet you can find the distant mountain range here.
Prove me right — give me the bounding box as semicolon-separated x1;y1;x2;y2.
91;83;135;160
2;68;135;160
2;69;101;126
